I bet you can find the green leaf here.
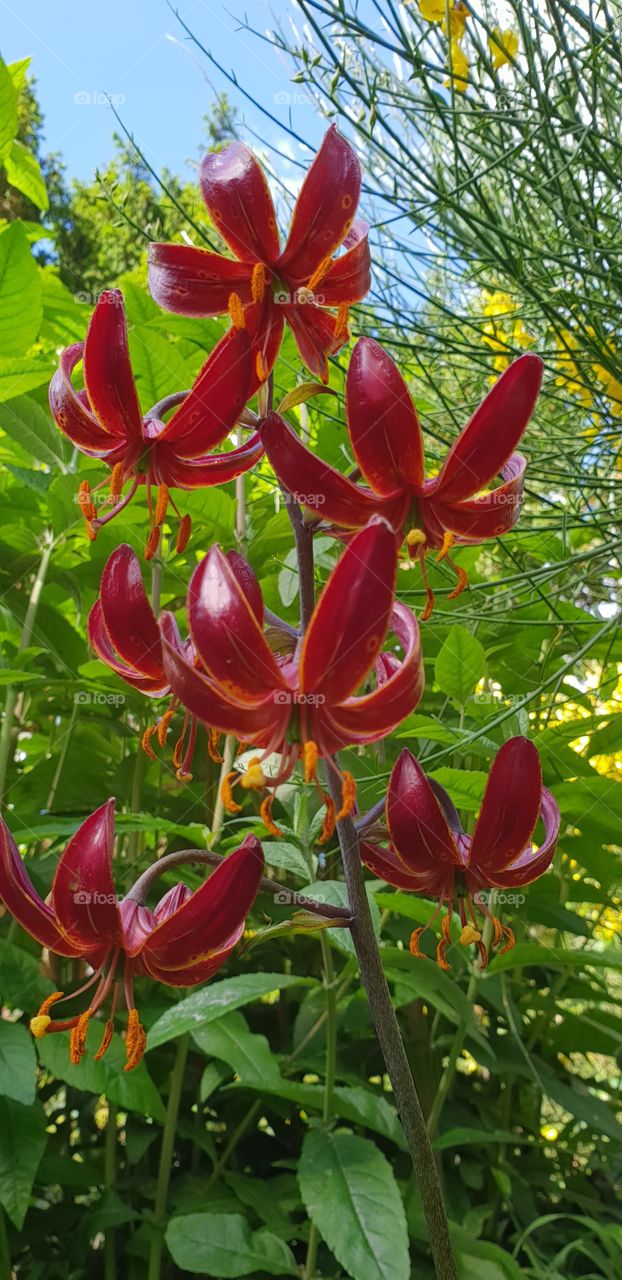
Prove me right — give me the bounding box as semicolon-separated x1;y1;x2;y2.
36;1028;165;1121
302;878;379;956
0;939;54;1011
165;1212;297;1276
148;973;314;1049
193;1011;281;1090
128;327;190;408
4;140;48;211
260;840;311;879
487;943;622;974
298;1129;410;1280
0;394;69;470
0;1096;46;1228
433;1127;528;1151
0;355;53;401
435;624;486;706
0;1021;37;1105
429;766;488;811
0;57;18;160
0;223;42;355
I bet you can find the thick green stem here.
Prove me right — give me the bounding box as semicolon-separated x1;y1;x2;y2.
147;1033;189;1280
209;735;238;847
103;1102;118;1280
0;538;53;806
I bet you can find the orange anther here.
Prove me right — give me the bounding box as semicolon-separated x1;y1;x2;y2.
260;793;283;837
303;740;319;783
221;771;242;814
145;527;161;561
228;292;246;330
336;771;356;821
155;484;169;527
69;1010;92;1065
141;725;158;762
251;262;266;304
124;1008;147;1072
176;513;192;554
109;463;124;502
208;728;223;763
93;1018;115;1061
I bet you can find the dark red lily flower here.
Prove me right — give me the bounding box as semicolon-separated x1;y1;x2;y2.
0;801;263;1070
159;518;423;843
360;737;560;968
148;125;371;386
88;543;260;781
260;341;543;616
49;289;258;558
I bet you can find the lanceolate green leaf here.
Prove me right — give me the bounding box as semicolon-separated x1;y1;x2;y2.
148;973;315;1049
165;1212;297;1276
0;1096;46;1228
0;223;42;355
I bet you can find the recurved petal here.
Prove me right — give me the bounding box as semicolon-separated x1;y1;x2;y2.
188;546;285;700
319;222;371;305
469;736;542;874
480;787;560;888
140;943;239;987
160;612;288;741
158;434;263;488
200;142;280;264
360;839;448;896
321;603;424;742
431;352;543;502
139;835;264;971
426;455;525;541
226;550;264;625
246;298;286;392
51;800;122;948
0;816;87;956
83;290;143;441
153;882;192;922
299;518;398;702
88;601;168;696
282;303;343;382
260;412;398;528
386;749;462;875
49;345;115;456
279;125;362;285
346;337;425;495
97;545;164;681
160;327;252;453
148;242;252;316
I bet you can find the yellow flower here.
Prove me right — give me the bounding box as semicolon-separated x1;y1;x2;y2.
489;28;519;69
444;40;469;92
418;0;445;21
512;318;536;349
483;290;516;319
443;1;469;41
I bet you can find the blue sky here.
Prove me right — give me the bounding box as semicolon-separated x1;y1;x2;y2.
0;0;324;181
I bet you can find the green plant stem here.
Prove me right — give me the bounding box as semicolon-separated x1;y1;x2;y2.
209;734;237;847
104;1102;118;1280
0;537;53;806
304;935;338;1280
148;1033;189;1280
0;1207;10;1280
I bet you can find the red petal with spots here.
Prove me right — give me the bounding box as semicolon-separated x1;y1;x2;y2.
469;736;543;875
319;222;371;305
282;303;343;382
260;412;401;529
427;455;525;541
226;550;264;625
96;545;164;681
346;337;425;495
148;243;252;316
478;787;560;888
430;353;542;503
160;327;252;453
49;345;119;456
0;816;89;956
199;142;280;264
140;835;264;972
188;546;286;700
279;125;362;286
51;800;122;948
299;519;397;702
160;613;288;742
386;749;463;876
321;603;424;743
83;290;143;441
360;839;448;896
245;298;286;392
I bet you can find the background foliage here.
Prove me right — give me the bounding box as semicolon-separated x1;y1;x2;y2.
0;6;620;1277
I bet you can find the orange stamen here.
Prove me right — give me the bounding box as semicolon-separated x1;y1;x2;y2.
208;728;223;764
228;292;246;330
498;923;515;955
155;483;169;527
303;740;319;783
409;927;426;959
251;262;266;304
334;303;350;344
436;914;453;971
256;351;268;383
307;255;332;292
145;527;160;561
176;513;192;554
317;794;336;846
156;707;176;748
69;1010;92;1065
93;1018;115;1061
30;990;65;1039
124;1008;146;1072
447;564;469;601
141;725;158;762
260;793;283;837
221;771;242;814
336;771;356;821
78;480;96;523
109;463;124;502
417;546;435;622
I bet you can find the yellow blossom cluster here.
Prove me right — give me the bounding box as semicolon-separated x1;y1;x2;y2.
555;328;622;437
415;2;518;93
481;290;535;378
